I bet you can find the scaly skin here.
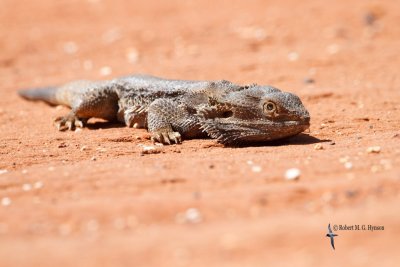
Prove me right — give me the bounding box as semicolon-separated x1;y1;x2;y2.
18;75;310;145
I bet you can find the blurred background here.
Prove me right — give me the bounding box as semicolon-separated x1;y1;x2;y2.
0;0;399;267
1;0;397;89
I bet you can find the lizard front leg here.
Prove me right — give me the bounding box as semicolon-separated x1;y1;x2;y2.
147;98;199;145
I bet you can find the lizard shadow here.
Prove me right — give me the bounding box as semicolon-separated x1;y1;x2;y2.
82;122;329;147
85;121;126;130
228;134;331;148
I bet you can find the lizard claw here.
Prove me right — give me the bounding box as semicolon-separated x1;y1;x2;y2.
54;114;86;131
162;132;171;145
151;130;182;145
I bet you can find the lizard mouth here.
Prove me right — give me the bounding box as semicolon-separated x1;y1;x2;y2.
283;118;310;129
199;117;311;145
270;118;310;136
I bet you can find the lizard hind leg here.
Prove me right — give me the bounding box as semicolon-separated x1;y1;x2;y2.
54;111;88;131
121;106;147;128
54;81;119;131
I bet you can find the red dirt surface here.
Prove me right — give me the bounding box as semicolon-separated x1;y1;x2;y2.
0;0;399;266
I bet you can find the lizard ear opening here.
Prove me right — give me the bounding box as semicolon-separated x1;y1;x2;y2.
197;106;233;120
221;111;233;118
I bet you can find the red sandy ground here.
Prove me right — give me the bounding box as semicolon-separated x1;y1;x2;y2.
0;0;399;266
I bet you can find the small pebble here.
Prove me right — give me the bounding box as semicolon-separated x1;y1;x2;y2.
285;168;301;181
80;145;88;151
363;7;384;26
251;165;262;173
0;170;7;175
366;146;381;153
314;144;324;150
34;181;43;189
185;208;202;224
1;197;11;206
22;183;32;191
91;156;97;161
345;190;358;198
140;145;161;155
58;142;67;148
99;66;112;76
303;77;315;84
344;162;353;170
126;47;139;63
364;12;377;26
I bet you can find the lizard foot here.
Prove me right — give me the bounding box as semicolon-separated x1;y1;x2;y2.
151;130;182;145
54;114;87;131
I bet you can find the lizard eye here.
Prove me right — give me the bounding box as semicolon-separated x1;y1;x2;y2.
263;101;276;114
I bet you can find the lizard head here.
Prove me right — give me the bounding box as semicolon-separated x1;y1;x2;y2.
198;85;310;145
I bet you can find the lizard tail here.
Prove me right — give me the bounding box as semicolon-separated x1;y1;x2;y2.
18;87;59;106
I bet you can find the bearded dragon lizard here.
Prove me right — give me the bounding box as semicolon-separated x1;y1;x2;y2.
18;75;310;145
